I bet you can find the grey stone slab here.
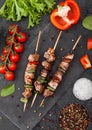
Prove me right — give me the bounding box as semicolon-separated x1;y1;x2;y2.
0;112;19;130
0;0;92;130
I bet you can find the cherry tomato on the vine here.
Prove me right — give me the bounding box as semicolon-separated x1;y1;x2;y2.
0;64;6;74
13;43;24;53
0;24;27;80
2;46;10;54
7;62;17;71
6;35;16;45
10;53;20;63
5;71;14;80
16;32;27;43
8;24;19;35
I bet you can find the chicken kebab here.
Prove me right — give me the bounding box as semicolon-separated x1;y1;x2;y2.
31;31;62;107
20;31;41;112
40;35;82;107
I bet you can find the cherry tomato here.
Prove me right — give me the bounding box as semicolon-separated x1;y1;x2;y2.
16;32;27;43
8;24;19;35
7;62;17;71
0;64;6;74
2;46;10;54
10;53;20;63
0;54;7;62
13;43;24;53
6;35;16;45
5;71;14;80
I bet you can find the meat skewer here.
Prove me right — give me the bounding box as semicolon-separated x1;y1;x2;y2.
20;31;41;112
40;35;82;107
31;31;62;107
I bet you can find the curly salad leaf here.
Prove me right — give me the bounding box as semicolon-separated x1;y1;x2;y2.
0;0;55;29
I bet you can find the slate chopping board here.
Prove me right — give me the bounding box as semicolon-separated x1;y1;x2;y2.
0;0;92;130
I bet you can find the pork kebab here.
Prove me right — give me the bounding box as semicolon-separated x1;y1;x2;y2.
31;31;62;107
40;35;82;107
20;31;41;112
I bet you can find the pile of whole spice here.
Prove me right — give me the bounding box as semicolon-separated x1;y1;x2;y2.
60;103;90;130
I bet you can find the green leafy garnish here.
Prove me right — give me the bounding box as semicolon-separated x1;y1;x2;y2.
82;16;92;30
0;84;15;97
0;0;55;29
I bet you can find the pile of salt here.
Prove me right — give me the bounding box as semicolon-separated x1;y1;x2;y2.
73;78;92;100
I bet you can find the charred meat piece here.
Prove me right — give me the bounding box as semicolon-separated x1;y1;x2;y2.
22;88;32;98
62;58;72;63
46;55;56;62
52;76;61;84
48;71;63;90
26;63;37;71
54;71;63;81
34;81;44;93
64;53;74;61
59;53;74;71
48;80;58;90
28;53;39;62
44;48;55;58
25;72;35;80
24;74;33;85
59;61;70;71
42;60;52;70
43;89;54;97
44;48;56;62
41;69;49;78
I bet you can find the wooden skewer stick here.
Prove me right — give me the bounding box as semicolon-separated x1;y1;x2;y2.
23;31;41;112
31;31;62;108
35;30;41;53
53;31;62;50
40;97;46;107
31;93;38;108
72;35;82;51
23;102;27;112
40;35;82;108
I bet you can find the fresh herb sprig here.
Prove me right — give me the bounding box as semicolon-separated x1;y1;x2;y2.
0;84;15;97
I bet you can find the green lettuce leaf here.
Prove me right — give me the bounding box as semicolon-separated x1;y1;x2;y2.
0;0;56;29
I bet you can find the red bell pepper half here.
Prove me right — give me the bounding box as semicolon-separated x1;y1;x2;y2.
80;54;91;69
50;0;80;30
87;38;92;50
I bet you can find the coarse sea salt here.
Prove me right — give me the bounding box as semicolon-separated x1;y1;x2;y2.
73;78;92;101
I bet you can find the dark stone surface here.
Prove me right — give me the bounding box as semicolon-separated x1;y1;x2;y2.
0;112;19;130
0;0;92;130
